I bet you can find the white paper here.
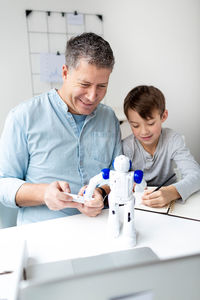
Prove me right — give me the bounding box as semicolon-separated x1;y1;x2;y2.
67;13;84;25
40;53;65;83
169;190;200;220
64;192;85;204
134;187;169;214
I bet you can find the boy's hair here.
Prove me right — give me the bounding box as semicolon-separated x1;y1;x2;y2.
124;85;166;119
65;32;115;70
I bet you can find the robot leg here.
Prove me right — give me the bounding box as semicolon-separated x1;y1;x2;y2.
122;197;136;247
107;193;120;238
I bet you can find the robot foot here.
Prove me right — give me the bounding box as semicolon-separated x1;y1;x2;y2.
121;230;137;248
107;215;121;238
107;225;120;238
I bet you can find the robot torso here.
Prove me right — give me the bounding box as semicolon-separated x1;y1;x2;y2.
109;170;134;204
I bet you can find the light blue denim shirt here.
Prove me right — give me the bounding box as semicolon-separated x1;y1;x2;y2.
0;89;122;224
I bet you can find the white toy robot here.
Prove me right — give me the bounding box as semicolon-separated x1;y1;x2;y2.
84;155;146;247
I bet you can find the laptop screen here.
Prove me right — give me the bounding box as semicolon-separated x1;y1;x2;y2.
19;248;200;300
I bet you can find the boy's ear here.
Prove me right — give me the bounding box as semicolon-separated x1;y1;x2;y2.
161;109;168;123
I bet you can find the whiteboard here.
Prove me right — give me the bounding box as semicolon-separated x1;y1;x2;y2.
25;10;104;96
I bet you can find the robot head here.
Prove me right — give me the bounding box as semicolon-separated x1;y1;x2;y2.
113;155;131;173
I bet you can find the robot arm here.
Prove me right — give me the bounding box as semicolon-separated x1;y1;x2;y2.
84;168;110;201
135;178;147;193
134;170;147;193
84;173;104;201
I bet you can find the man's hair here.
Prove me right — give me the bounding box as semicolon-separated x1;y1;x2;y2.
124;85;166;119
65;32;115;70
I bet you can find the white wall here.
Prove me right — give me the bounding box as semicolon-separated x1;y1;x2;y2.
0;0;200;162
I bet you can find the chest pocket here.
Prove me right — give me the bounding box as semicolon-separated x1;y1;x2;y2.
92;131;115;164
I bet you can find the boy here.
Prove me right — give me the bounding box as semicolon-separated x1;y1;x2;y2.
122;85;200;208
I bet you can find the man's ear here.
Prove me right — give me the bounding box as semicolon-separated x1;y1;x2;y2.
161;109;168;123
62;65;68;80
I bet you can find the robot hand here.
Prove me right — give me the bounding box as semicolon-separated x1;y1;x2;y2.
63;167;110;204
134;178;147;193
84;169;110;201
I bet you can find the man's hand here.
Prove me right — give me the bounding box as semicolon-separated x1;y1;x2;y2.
141;185;181;208
77;186;104;217
44;181;81;211
16;181;104;215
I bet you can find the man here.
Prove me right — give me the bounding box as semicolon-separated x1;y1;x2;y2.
0;33;122;225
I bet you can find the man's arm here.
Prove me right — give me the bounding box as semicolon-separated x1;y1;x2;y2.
15;181;81;210
0;111;105;216
0;112;77;211
0;111;28;208
16;183;47;206
16;181;105;216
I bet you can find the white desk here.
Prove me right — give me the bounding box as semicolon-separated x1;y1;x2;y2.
0;207;200;266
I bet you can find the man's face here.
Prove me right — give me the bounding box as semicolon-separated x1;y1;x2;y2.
60;59;112;115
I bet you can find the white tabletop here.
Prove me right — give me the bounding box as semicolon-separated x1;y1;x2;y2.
0;207;200;266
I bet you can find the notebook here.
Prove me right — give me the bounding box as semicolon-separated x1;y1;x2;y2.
135;188;200;222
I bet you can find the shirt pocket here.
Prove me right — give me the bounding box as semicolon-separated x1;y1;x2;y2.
92;131;115;164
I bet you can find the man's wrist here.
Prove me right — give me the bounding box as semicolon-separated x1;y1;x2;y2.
97;187;107;199
97;187;109;207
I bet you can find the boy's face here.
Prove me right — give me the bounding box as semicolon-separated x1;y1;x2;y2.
127;108;168;150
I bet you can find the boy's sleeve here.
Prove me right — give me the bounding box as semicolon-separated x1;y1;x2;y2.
0;111;28;208
109;115;122;169
122;135;134;161
171;133;200;201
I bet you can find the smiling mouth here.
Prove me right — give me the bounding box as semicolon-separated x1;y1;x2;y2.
79;98;93;107
140;135;153;140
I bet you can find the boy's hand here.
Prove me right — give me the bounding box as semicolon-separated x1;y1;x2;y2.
141;185;181;208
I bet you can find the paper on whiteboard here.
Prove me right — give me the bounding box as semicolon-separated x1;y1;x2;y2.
67;13;84;25
40;53;65;83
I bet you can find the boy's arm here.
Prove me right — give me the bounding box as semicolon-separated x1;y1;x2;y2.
142;185;181;208
142;133;200;207
171;133;200;201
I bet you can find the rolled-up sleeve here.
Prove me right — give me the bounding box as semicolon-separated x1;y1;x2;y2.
0;111;28;207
